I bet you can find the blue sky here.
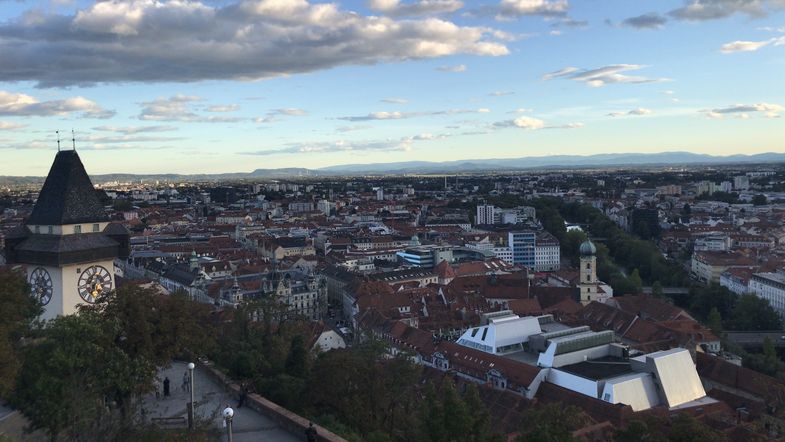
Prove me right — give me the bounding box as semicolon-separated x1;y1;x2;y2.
0;0;783;175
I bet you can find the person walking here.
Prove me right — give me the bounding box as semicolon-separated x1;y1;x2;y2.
163;376;171;397
154;378;161;399
305;422;317;442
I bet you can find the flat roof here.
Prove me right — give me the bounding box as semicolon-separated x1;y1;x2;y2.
558;356;634;381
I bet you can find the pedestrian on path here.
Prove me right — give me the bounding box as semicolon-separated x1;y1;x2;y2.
154;378;161;399
305;422;317;442
163;377;170;397
182;370;189;392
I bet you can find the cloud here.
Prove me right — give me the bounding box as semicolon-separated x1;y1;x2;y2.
720;36;785;53
338;108;489;121
270;108;308;117
496;0;568;20
242;132;447;155
669;0;785;21
703;102;784;118
82;134;183;144
437;64;467;72
139;95;243;122
607;107;654;117
0;0;509;88
205;104;240;112
622;12;667;29
495;115;545;129
0;121;26;130
542;64;670;87
489;91;515;96
368;0;463;17
381;97;409;104
0;90;114;118
547;122;584;129
92;125;178;134
550;18;588;28
336;125;372;132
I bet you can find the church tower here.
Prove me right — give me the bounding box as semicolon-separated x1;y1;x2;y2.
578;239;598;305
5;150;129;321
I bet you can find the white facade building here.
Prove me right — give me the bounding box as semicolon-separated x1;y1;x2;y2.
749;271;785;320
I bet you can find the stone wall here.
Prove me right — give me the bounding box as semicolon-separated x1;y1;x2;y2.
198;361;347;442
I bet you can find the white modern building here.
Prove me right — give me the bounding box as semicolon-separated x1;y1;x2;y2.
476;204;496;225
749;271;785;320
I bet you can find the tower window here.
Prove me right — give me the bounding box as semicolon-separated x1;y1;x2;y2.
48;226;53;234
92;224;100;232
74;225;82;234
34;226;40;234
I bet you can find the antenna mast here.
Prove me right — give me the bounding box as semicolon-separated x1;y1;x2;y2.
71;129;76;151
56;130;61;152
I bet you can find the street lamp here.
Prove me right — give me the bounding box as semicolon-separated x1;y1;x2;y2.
222;405;234;442
187;362;195;429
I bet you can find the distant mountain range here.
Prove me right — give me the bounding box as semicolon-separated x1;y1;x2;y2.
1;151;783;185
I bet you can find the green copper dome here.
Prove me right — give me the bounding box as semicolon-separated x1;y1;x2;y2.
579;240;597;256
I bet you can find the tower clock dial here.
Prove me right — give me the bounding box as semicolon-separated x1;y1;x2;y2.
77;265;112;303
29;267;53;306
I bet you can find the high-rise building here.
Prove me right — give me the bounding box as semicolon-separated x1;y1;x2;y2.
508;231;536;268
734;175;750;191
5;150;129;321
476;204;496;225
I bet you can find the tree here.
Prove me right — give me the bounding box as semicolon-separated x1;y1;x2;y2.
12;312;152;440
515;403;584;442
752;194;767;206
629;269;643;293
707;307;723;336
727;294;782;331
285;335;309;378
651;281;664;298
0;268;41;397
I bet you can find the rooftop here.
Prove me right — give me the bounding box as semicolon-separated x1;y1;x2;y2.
558;356;634;381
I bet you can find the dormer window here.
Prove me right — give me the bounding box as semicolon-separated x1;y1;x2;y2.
34;225;40;234
74;225;81;234
93;223;100;232
47;226;53;234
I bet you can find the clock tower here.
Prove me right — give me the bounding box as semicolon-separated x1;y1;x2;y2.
578;239;598;305
5;150;129;321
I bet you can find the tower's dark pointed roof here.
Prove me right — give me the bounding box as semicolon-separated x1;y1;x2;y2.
28;150;108;225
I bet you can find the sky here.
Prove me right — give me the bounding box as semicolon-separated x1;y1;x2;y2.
0;0;784;176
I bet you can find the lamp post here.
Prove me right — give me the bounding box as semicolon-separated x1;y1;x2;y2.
187;362;195;429
222;405;234;442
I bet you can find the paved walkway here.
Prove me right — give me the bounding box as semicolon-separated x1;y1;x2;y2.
141;362;301;442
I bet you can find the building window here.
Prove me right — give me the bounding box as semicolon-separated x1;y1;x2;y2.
47;226;53;234
74;225;82;234
93;223;100;232
34;225;40;234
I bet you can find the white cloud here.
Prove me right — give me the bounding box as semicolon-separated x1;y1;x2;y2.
670;0;785;21
607;107;654;117
139;95;242;122
542;64;670;87
205;104;240;112
496;0;568;20
269;108;308;117
338;108;489;121
0;90;114;119
489;91;515;96
241;131;447;155
368;0;463;17
0;0;509;87
720;36;785;53
381;97;409;104
437;64;467;72
0;121;26;130
92;125;178;134
703;102;784;118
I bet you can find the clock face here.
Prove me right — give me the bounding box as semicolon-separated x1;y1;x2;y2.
29;267;53;306
78;265;113;304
